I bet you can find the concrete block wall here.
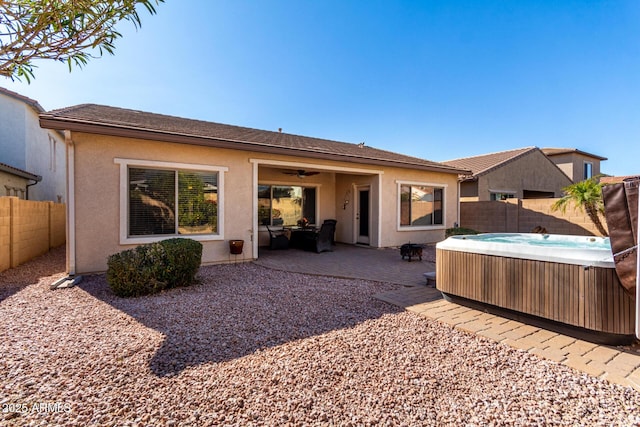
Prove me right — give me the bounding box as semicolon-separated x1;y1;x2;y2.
49;203;66;248
461;198;608;237
0;197;66;273
0;198;10;272
460;201;509;233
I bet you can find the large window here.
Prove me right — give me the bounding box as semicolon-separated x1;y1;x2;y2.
258;184;316;226
129;168;219;236
116;159;227;244
490;192;515;201
399;183;444;228
584;162;593;180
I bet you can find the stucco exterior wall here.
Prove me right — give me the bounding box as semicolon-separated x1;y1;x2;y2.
72;133;255;273
25;109;66;202
0;91;66;202
70;132;460;273
0;93;26;168
549;154;575;181
1;170;29;198
475;150;572;201
378;167;459;246
548;152;603;183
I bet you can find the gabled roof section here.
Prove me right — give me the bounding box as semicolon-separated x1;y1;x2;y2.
442;147;537;180
39;104;468;175
541;147;607;161
0;162;41;181
0;86;44;113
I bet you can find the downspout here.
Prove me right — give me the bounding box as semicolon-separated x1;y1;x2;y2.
456;180;461;228
65;130;76;276
25;175;42;200
377;174;382;248
252;161;259;259
636;193;640;340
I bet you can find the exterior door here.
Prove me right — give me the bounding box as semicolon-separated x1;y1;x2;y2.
356;186;370;245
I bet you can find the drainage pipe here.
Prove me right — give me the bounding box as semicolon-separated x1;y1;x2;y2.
636;192;640;339
25;175;42;200
64;130;76;276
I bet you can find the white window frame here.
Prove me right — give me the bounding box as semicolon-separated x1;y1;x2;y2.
49;134;57;172
584;161;593;180
115;158;228;245
257;181;321;229
489;189;516;201
396;180;447;231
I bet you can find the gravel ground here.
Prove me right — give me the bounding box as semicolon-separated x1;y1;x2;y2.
1;247;640;426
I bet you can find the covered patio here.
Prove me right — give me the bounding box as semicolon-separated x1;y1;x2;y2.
255;243;438;288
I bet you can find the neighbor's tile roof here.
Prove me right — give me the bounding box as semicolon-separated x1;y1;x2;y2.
600;175;640;185
39;104;468;174
0;162;41;180
541;147;607;161
442;147;537;179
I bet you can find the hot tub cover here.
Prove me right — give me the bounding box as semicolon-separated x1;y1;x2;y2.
603;176;639;297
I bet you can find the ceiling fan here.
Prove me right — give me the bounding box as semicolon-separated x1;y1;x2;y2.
282;169;320;178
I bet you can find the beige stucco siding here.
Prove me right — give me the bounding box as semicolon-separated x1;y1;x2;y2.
1;170;29;197
378;167;459;246
476;150;572;201
546;152;602;182
72;133;256;273
70;132;459;273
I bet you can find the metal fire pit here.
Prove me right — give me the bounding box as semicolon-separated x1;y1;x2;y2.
400;243;424;262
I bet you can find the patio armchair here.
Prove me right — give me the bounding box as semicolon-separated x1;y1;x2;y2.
302;221;336;253
322;219;337;244
266;225;289;250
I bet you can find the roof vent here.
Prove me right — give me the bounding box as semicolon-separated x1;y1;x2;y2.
278;128;282;133
358;142;365;148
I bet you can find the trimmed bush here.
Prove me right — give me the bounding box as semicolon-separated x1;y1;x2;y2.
445;227;480;237
106;238;203;297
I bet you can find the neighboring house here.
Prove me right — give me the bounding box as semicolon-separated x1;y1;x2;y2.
442;147;572;201
0;161;41;199
0;87;66;202
39;104;468;274
600;175;639;185
541;148;607;183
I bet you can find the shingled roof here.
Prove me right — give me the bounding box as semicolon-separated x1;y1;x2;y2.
442;147;538;180
39;104;467;174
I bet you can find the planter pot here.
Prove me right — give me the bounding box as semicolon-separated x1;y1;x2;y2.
229;240;244;255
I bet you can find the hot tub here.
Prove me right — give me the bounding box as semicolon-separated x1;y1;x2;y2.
436;233;635;344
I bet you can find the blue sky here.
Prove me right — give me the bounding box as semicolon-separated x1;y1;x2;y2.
2;0;639;176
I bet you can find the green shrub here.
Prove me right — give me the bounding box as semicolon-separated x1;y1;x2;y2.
445;227;480;237
106;238;203;297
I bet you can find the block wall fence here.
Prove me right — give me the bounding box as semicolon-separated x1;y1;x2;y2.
460;198;607;237
0;197;66;273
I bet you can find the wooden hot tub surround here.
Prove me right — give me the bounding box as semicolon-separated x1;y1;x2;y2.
436;244;635;343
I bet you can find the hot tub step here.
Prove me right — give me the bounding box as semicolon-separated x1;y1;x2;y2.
423;272;436;287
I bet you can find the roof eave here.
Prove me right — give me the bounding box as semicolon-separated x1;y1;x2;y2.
543;148;608;161
39;115;468;175
0;163;41;181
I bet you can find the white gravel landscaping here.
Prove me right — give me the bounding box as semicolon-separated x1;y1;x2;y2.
1;247;639;426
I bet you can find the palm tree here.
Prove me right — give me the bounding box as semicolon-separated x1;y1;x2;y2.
552;177;608;236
